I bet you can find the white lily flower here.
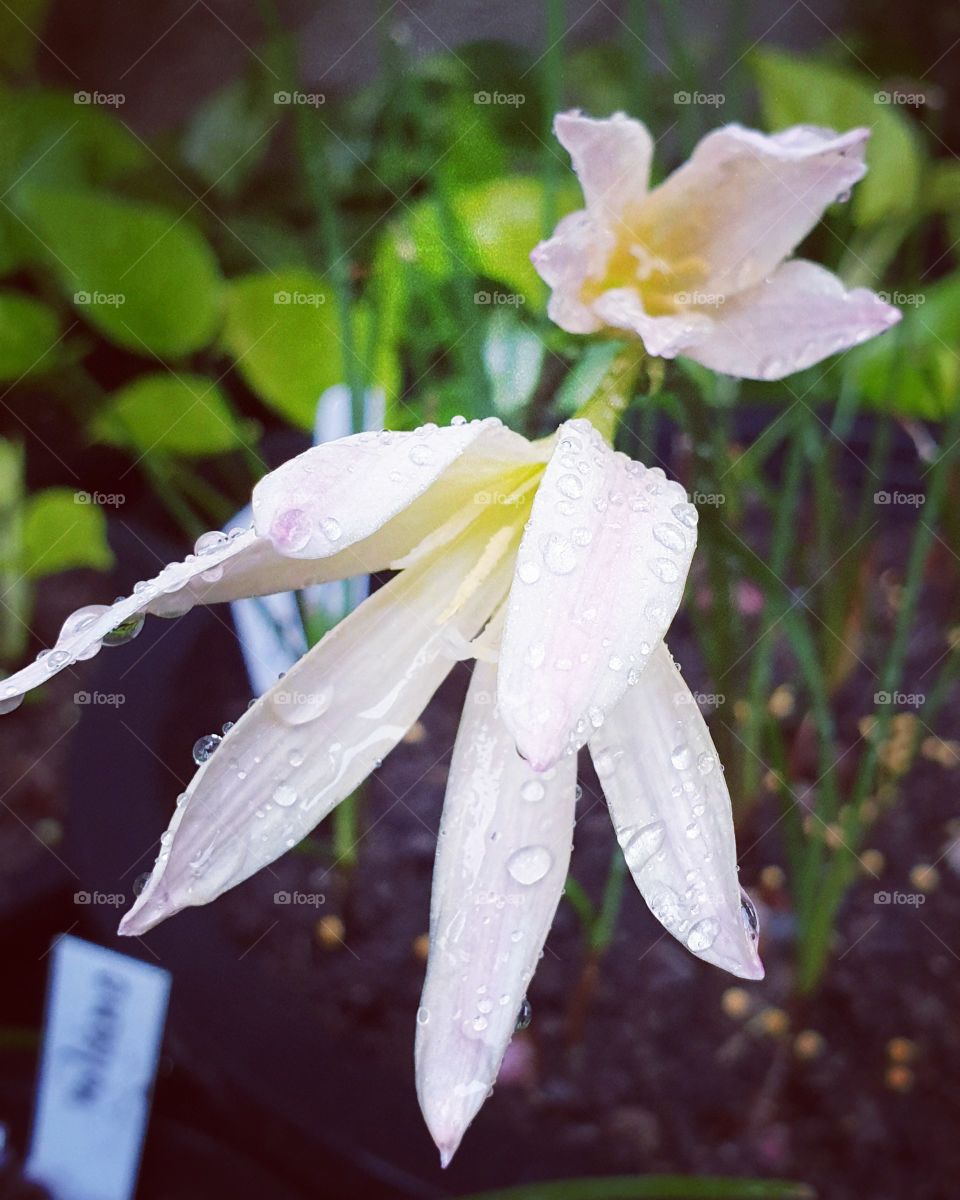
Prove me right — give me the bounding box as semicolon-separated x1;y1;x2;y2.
533;111;901;379
1;414;763;1163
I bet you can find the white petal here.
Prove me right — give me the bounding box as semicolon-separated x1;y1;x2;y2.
589;641;763;980
640;123;869;295
554;110;654;220
591;287;713;358
532;210;610;336
253;418;536;558
0;528;261;708
118;515;519;936
497;419;696;769
679;259;901;380
415;657;576;1165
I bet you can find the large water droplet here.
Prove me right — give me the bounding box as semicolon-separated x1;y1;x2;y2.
653;523;686;553
557;473;584;500
518;561;540;584
104;611;145;646
687;916;721;953
521;779;545;803
195;530;228;555
670;744;692;770
651;558;680;584
320;517;342;542
507;845;553;885
192;734;222;765
740;889;760;942
515;996;532;1031
271;508;312;553
270;682;333;725
272;784;298;807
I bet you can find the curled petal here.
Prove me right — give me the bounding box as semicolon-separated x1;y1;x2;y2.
589;642;763;980
497;419;696;770
416;658;576;1166
554;110;654;220
532;211;611;336
641;123;869;296
679;259;901;380
119;515;519;936
253;418;537;558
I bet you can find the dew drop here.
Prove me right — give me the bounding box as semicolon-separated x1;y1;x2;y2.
541;534;576;575
687;916;721;953
0;692;24;715
270;508;312;553
671;744;692;770
192;734;222;765
521;779;545;803
416;1005;430;1025
672;502;698;529
506;845;553;885
651;558;680;584
697;751;715;775
653;522;687;553
740;889;760;942
618;820;666;871
194;530;228;555
410;443;433;466
272;784;298;807
515;996;532;1032
557;473;584;500
320;517;342;542
518;561;541;585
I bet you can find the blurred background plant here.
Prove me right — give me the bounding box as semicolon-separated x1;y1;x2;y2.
2;0;960;1194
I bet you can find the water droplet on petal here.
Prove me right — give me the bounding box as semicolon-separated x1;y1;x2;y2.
653;522;687;553
618;820;665;871
410;443;433;466
672;502;698;529
687;916;721;953
515;996;532;1031
697;751;715;775
740;889;760;942
557;473;584;500
320;517;342;542
507;845;553;885
192;734;222;765
521;779;545;803
651;558;680;584
270;508;312;553
0;692;24;715
272;784;298;807
671;744;692;770
541;534;576;575
195;530;228;555
518;561;540;584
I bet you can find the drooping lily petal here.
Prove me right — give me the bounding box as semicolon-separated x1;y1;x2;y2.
676;259;902;380
497;419;696;770
588;641;763;980
640;124;870;295
119;513;521;936
416;657;576;1166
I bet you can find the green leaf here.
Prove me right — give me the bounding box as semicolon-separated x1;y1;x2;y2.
847;275;960;418
93;373;243;457
0;290;59;381
482;308;545;416
457;1176;814;1200
22;186;222;357
22;487;113;578
221;270;342;429
751;50;923;227
0;89;145;192
453;175;580;306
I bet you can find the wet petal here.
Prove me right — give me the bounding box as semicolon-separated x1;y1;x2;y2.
497;419;696;769
680;259;901;380
640;123;869;296
589;641;763;980
253;418;536;558
119;515;519;935
416;657;576;1166
554;110;654;220
591;287;713;358
532;210;611;336
0;528;261;709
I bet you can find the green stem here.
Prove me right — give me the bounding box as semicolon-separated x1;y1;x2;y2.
574;342;645;444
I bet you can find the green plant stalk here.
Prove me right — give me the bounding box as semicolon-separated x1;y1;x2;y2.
260;0;366;433
563;874;597;934
742;428;806;795
542;0;566;237
332;787;361;870
796;402;960;992
590;844;629;954
0;440;30;665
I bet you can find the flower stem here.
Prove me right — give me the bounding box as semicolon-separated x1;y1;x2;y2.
573;342;646;444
